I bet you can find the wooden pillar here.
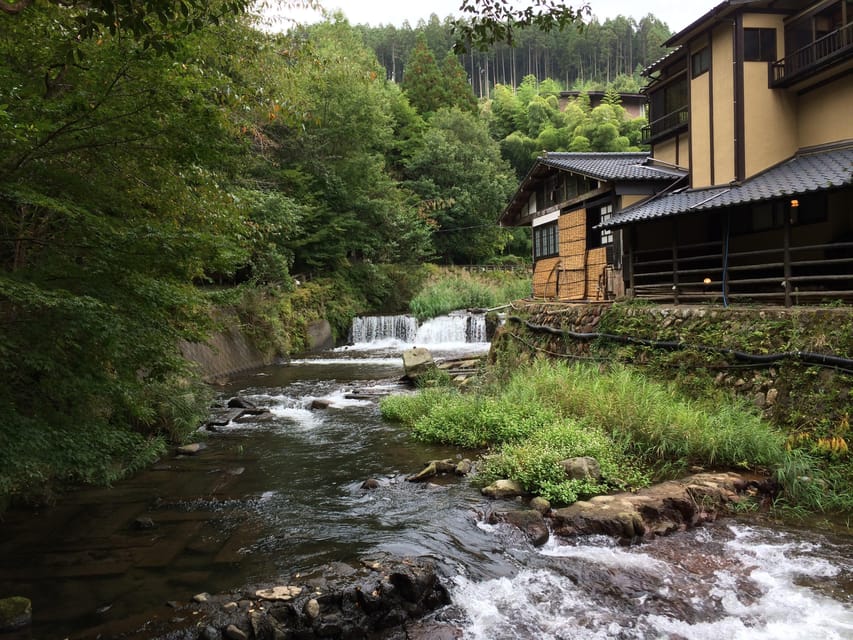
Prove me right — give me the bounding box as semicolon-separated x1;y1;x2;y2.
672;218;680;305
784;208;792;307
628;228;635;298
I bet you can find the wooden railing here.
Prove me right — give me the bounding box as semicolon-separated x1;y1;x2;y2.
629;240;853;306
770;22;853;87
640;106;689;144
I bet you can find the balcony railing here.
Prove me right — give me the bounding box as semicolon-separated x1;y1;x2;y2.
640;106;688;144
770;22;853;87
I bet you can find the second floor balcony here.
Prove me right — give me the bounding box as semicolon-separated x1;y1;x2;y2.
770;21;853;87
641;106;689;145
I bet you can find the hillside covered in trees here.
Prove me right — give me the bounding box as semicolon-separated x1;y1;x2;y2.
0;0;671;503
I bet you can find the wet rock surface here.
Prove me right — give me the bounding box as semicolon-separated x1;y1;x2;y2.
549;471;772;544
71;556;450;639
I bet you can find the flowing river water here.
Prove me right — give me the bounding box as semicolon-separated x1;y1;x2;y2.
1;313;852;639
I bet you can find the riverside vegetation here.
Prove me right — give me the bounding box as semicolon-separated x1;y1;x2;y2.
380;301;853;521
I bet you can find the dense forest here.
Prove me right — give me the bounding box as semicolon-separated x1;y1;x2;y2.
0;0;671;503
355;13;672;97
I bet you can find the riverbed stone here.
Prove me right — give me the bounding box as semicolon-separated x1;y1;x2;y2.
224;623;248;640
551;472;750;544
0;596;31;632
481;479;525;499
559;456;601;481
455;458;473;475
255;585;303;601
491;509;550;546
407;459;457;482
304;598;320;619
530;496;551;514
176;442;207;455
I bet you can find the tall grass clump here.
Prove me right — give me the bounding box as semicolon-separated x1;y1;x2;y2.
409;268;530;320
381;387;560;448
508;360;788;470
382;356;792;506
480;419;651;504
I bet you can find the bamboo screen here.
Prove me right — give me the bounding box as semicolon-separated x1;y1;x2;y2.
531;210;611;301
532;256;560;298
558;210;587;300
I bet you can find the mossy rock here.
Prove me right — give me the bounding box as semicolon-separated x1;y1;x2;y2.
0;596;32;632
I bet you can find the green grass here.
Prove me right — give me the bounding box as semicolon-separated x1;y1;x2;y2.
408;269;530;320
381;359;791;506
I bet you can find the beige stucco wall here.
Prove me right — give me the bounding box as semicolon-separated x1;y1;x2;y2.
620;194;648;209
742;14;799;178
798;76;853;148
710;23;736;186
652;137;686;167
690;68;712;187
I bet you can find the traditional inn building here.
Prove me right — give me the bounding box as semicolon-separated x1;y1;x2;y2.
499;153;686;300
603;0;853;305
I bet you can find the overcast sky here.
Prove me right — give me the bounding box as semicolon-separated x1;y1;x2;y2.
275;0;720;34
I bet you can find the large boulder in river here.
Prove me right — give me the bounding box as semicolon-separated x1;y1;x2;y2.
550;471;749;544
402;348;436;381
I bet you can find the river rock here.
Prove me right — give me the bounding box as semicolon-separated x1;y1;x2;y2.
227;397;254;409
530;496;551;514
481;479;525;499
224;624;248;640
361;478;381;490
176;442;207;456
402;347;436;380
490;509;550;546
559;456;601;481
311;398;332;410
551;471;748;544
455;459;473;475
255;585;302;601
407;459;457;482
0;596;32;632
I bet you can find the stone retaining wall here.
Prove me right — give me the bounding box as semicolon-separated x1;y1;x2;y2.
493;301;853;428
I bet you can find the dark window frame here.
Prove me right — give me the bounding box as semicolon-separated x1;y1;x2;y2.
533;222;559;259
691;47;711;77
744;27;777;62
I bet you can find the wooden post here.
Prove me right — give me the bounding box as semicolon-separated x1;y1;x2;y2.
672;219;680;305
784;207;792;307
628;228;635;298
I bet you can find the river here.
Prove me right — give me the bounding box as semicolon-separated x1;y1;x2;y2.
0;313;851;639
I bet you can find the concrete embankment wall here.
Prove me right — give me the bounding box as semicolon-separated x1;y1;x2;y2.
180;318;334;383
491;301;853;430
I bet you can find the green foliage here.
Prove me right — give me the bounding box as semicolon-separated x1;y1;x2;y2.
404;107;517;263
384;356;793;505
408;267;530;320
480;420;650;503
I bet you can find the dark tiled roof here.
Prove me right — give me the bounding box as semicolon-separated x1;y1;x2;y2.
539;152;687;182
602;145;853;229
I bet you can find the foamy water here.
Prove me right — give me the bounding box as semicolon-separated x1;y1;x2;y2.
449;523;853;640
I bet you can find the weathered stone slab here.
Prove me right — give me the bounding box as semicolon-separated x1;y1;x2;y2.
402;347;436;380
550;471;747;543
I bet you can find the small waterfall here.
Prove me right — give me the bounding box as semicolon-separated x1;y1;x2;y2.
415;312;487;344
349;312;488;346
350;315;418;343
